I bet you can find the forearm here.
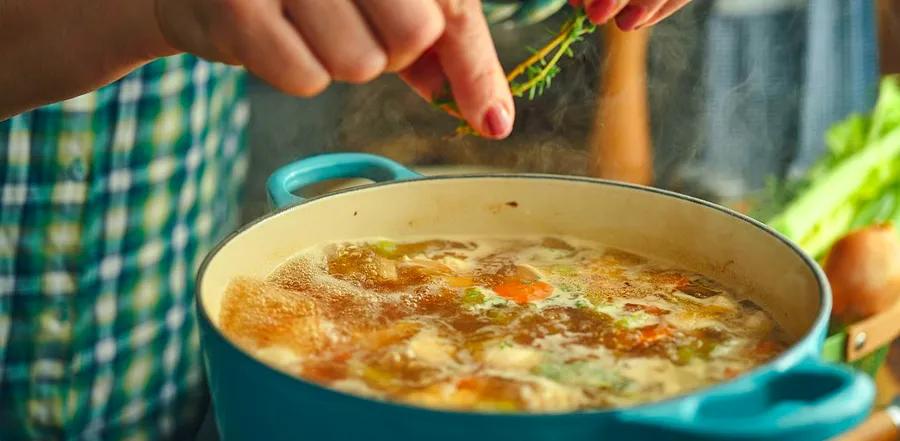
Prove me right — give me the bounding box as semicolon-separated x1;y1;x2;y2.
0;0;177;120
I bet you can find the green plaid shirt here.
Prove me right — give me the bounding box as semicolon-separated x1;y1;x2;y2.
0;55;249;440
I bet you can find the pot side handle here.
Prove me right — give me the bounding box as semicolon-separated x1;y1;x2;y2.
620;359;875;441
266;153;422;208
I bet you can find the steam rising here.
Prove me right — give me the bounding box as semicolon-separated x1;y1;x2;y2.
241;1;885;222
327;3;711;179
333;11;603;175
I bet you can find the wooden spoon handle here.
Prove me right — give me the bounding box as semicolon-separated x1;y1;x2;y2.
588;25;653;185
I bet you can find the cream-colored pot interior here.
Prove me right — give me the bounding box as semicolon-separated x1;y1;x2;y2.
200;177;824;341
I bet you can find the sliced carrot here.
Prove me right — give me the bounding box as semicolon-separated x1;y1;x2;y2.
493;280;554;304
457;376;482;390
752;340;781;358
637;324;673;345
333;351;352;363
723;367;741;379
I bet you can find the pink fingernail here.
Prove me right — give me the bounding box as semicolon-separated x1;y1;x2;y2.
615;5;647;31
586;0;617;24
483;105;512;139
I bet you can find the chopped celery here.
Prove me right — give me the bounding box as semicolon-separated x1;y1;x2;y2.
372;240;399;258
675;339;718;365
675;345;696;365
613;311;654;329
462;288;485;305
533;360;629;390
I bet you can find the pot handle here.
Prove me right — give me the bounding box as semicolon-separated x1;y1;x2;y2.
266;153;422;208
620;358;875;441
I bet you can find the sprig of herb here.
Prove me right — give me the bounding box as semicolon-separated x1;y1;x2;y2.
434;9;597;137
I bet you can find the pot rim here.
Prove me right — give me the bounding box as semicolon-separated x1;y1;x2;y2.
196;173;832;418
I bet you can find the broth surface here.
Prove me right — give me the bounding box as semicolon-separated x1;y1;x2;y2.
219;236;789;412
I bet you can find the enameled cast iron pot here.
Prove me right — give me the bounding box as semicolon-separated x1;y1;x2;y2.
197;153;876;441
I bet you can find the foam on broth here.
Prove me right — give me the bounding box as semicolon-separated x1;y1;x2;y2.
219;235;789;413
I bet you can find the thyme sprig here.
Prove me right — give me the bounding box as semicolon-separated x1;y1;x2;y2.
434;10;597;137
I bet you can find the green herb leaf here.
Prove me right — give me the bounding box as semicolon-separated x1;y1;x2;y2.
431;9;597;137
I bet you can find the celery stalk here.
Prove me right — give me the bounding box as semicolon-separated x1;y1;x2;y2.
798;202;858;259
768;129;900;241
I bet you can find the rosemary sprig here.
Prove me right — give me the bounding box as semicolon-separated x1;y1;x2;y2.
434;9;597;137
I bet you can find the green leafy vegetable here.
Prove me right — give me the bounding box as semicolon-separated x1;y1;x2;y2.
759;75;900;260
755;75;900;377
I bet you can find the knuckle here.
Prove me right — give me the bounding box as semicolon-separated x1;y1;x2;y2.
387;19;444;70
439;0;481;25
207;0;260;43
212;0;253;25
267;60;331;97
399;16;444;53
286;73;331;97
331;51;387;84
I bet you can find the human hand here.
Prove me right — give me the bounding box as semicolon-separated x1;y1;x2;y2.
154;0;515;139
569;0;691;30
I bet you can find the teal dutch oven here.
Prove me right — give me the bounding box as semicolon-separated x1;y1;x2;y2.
197;153;875;441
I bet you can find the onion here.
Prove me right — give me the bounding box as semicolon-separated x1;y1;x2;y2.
824;223;900;323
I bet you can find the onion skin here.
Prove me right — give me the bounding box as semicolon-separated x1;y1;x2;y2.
824;224;900;323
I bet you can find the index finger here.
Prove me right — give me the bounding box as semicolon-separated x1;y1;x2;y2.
433;0;515;139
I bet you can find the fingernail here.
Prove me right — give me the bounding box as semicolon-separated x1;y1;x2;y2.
615;5;647;31
586;0;617;23
483;104;512;139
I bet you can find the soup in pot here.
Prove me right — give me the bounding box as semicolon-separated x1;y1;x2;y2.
218;236;788;413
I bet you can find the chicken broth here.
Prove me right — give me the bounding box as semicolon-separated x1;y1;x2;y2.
219;236;789;413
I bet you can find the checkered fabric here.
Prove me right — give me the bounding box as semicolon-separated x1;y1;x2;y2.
0;54;249;440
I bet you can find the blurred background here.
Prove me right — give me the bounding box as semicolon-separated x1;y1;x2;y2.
238;0;896;223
